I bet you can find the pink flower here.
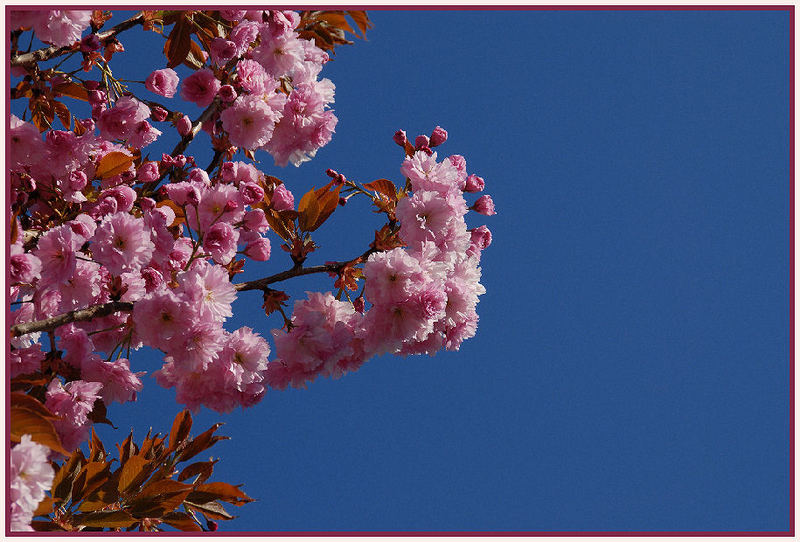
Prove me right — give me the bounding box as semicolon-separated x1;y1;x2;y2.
271;184;294;210
81;357;144;404
97;96;151;141
10;250;42;285
210;38;238;65
45;379;103;451
32;10;92;47
133;289;194;351
395;190;468;249
138;161;160;182
9;344;45;378
242;232;271;261
251;32;305;77
92;212;155;275
401;151;461;195
177;260;237;322
468;225;493;257
10;435;54;532
363;248;428;305
229;21;260;54
220;94;284;150
472;194;496;216
180;68;221;108
9;115;43;170
243;209;269;232
145;68;179;98
219;10;248;21
128;121;162;148
204;222;239;264
33;224;81;286
236;59;275;95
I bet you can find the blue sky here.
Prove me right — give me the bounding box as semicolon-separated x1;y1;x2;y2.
13;8;791;532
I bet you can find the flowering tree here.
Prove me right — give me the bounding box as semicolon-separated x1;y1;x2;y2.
8;9;496;532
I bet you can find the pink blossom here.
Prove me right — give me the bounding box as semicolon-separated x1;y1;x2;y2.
176;260;237;322
395;190;468;249
133;289;194;351
243;209;270;232
204;222;239;264
33;224;81;286
236;59;275;95
219;10;248;21
220;94;284;150
229;21;260;54
45;379;103;451
219;84;238;103
128;120;162;148
138;161;160;182
211;38;238;65
171;321;225;371
468;225;492;257
180;68;221;108
401;151;462;195
81;357;144;404
251;31;305;77
92;212;155;275
9;344;45;378
363;248;428;305
97;96;151;141
33;10;92;47
10;250;42;285
240;181;265;205
10;435;54;532
271;184;295;210
472;194;496;216
145;68;179;98
9;115;43;170
242;233;271;261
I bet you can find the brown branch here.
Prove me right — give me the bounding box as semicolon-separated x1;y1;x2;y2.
9;248;378;336
11;12;145;67
11;301;133;337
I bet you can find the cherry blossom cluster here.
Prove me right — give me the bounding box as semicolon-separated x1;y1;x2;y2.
10;435;55;531
266;131;495;389
9;10;92;48
152;10;338;167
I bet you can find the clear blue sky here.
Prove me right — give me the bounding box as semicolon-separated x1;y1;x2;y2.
16;8;791;532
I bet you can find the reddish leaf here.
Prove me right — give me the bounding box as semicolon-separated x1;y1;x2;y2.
264;209;294;241
53;100;71;130
183;39;206;70
10;393;57;419
162;511;203;531
188;482;253;506
117;455;150;494
297;188;321;232
310;186;341;231
10;407;69;456
177;460;218;483
184;500;234;521
96;152;134;180
164;15;193;69
53;82;89;101
52;450;85;501
362;178;398;202
34;496;57;517
179;422;227;462
74;510;137;529
346;11;373;37
262;289;290;317
169;410;193;452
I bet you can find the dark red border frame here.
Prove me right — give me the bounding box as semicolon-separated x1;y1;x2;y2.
4;4;794;537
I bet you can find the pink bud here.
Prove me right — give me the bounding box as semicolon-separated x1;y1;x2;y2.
326;168;338;178
84;80;100;90
150;106;168;122
176;115;192;137
464;174;485;193
336;173;346;185
271;184;294;211
68;171;87;191
88;90;106;105
353;297;365;313
338;197;347;206
470;225;492;250
240;182;265;205
429;126;448;147
221;161;237;182
137;161;160;182
223;200;239;213
218;84;237;103
472;195;496;216
414;135;430;149
393;130;407;146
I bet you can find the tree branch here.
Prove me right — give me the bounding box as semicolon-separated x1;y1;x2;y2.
10;301;134;338
9;249;378;336
11;13;145;67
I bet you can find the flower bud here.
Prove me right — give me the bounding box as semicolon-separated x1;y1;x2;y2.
429;126;448;147
326;168;338;178
88;89;106;105
218;84;237;103
84;80;100;90
176;115;192;137
464;174;485;193
150;106;168;122
139;197;156;211
353;297;365;313
414;135;429;149
240;182;265;205
472;194;496;216
68;171;87;191
271;184;294;211
223;200;239;213
393;130;407;146
221;162;237;182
